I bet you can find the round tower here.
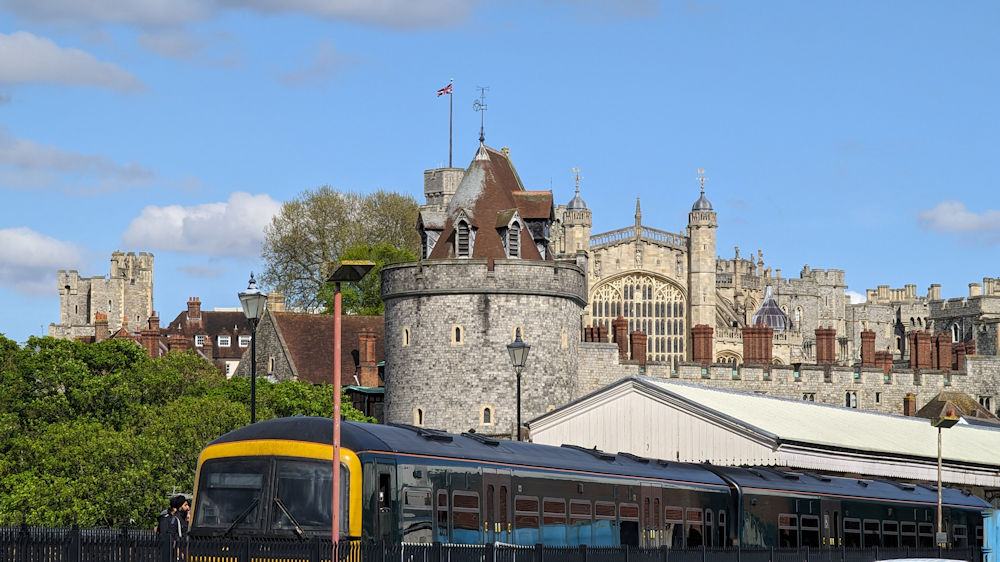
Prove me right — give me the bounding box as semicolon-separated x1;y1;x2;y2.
687;179;717;356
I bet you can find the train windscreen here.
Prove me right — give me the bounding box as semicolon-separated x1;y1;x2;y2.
194;459;266;532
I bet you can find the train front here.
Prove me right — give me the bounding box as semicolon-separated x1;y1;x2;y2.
188;417;363;540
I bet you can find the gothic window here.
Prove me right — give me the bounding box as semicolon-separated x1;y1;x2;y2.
414;408;425;426
845;391;858;408
456;220;471;258
951;324;959;343
452;325;464;344
589;273;686;365
481;405;493;425
402;327;411;347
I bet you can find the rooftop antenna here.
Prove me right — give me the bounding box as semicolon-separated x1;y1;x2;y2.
473;86;489;144
697;168;708;193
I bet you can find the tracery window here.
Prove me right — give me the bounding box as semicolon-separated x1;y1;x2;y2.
590;273;686;366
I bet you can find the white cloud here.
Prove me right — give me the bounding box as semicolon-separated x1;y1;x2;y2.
0;128;156;193
0;0;208;26
121;192;282;257
178;263;227;279
0;31;144;92
2;0;472;29
279;39;352;87
846;290;866;305
0;227;84;295
917;200;1000;234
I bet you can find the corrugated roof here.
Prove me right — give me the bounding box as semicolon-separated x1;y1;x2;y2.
638;377;1000;467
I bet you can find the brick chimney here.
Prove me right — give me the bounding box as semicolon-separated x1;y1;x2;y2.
187;297;202;327
931;333;952;370
954;344;967;371
874;350;893;375
691;324;714;364
860;330;875;367
815;326;837;364
630;331;647;367
597;323;609;343
903;393;917;416
612;316;629;361
357;329;379;387
909;331;932;369
140;312;161;358
167;334;188;353
741;326;773;364
94;312;109;342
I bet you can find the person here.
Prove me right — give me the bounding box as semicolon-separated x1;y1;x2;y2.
167;495;189;540
155;504;175;536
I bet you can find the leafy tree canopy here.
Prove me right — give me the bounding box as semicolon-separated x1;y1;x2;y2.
260;187;420;310
319;242;418;316
0;335;373;528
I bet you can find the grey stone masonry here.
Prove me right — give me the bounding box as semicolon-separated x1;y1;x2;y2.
382;258;587;437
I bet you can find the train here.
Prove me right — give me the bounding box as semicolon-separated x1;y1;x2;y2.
188;416;990;550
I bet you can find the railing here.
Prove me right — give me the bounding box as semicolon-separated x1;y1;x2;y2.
0;526;985;562
590;227;685;251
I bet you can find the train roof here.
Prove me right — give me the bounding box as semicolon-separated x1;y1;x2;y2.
208;417;728;489
711;465;990;509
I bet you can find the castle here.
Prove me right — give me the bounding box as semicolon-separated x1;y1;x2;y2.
49;251;155;340
383;140;1000;437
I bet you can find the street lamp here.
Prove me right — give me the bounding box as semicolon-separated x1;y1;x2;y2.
238;273;267;425
931;409;959;547
507;328;530;441
328;260;374;547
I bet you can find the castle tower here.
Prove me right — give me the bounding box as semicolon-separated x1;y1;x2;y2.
561;169;592;255
383;142;587;437
687;175;717;351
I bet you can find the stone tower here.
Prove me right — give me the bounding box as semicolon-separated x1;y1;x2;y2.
50;251;154;340
687;184;717;352
383;142;588;437
559;172;592;256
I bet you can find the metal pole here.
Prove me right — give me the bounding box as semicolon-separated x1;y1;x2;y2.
333;282;343;547
516;371;522;441
937;426;943;545
250;321;257;425
448;79;453;168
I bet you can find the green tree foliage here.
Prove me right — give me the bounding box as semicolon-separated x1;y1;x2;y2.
0;335;373;528
260;186;420;310
318;242;418;315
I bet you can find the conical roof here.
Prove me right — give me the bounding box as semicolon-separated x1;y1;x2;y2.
751;286;788;331
692;191;713;211
567;187;587;210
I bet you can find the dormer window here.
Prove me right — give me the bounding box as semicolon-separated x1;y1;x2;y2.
506;220;521;258
218;335;231;347
456;220;472;258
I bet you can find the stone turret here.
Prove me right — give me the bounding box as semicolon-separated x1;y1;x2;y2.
688;183;717;346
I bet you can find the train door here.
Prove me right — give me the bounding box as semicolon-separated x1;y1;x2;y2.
374;463;394;542
640;485;661;547
483;469;512;544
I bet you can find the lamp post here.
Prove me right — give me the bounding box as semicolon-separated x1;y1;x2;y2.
328;260;374;548
238;273;267;425
507;328;530;441
932;409;959;547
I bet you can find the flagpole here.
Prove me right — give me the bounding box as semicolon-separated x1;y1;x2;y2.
448;78;453;168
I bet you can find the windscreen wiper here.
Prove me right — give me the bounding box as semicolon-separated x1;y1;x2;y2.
222;497;260;537
273;498;304;539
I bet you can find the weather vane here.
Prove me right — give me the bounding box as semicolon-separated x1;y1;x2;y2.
473;86;489;144
697;168;708;193
572;167;582;194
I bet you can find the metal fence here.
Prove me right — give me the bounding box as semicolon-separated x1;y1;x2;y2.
0;526;985;562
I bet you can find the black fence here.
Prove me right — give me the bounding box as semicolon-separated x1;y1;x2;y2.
0;525;985;562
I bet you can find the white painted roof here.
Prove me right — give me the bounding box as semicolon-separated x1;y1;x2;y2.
638;377;1000;467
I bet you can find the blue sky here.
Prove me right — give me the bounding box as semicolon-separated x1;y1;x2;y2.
0;1;998;344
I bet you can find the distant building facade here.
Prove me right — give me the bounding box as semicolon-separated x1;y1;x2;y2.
50;251;154;340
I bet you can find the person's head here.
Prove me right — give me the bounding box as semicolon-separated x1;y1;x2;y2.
170;495;187;511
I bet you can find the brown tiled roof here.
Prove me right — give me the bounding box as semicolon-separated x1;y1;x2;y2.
427;144;551;261
271;312;385;386
163;308;251;361
916;391;999;422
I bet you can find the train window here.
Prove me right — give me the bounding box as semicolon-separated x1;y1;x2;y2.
685;508;703;548
452;491;480;544
401;487;432;543
619;503;640;547
976;526;984;547
272;460;334;532
778;514;798;547
593;502;616;546
843;518;862;547
953;524;967;548
704;509;713;547
499;486;509;534
863;519;881;547
918;522;934;547
664;507;683;549
653;498;661;529
882;521;899;548
800;514;820;547
900;521;917;547
542;498;567;546
718;511;727;547
514;496;540;545
194;459;266;531
435;491;449;543
569;500;592;546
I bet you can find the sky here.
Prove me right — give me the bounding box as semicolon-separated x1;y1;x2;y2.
0;1;998;344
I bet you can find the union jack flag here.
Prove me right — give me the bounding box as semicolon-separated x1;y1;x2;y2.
436;83;453;96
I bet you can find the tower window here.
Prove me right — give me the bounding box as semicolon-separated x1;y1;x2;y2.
402;327;411;347
451;325;464;345
414;408;425;426
456;220;471;257
481;405;493;425
506;220;521;258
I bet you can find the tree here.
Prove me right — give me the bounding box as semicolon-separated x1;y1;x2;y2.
260;187;420;310
318;242;418;315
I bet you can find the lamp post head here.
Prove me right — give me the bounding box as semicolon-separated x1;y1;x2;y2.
328;260;375;284
932;409;960;429
239;272;268;327
507;328;530;376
